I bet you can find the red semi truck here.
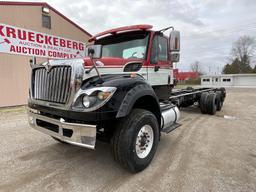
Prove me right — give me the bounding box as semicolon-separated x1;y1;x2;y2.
28;25;226;172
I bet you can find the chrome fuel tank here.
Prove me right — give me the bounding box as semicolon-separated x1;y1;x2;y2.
160;103;180;130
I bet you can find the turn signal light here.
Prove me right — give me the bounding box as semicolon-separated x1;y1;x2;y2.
98;91;111;100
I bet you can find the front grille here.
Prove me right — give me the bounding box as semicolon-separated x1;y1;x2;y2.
32;66;72;104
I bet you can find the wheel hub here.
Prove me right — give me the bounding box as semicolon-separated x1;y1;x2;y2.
135;125;154;158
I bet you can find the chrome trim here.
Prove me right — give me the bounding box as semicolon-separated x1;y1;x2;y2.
33;66;72;104
29;59;85;110
27;107;97;149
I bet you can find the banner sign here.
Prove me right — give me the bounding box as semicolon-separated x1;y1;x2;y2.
0;23;86;59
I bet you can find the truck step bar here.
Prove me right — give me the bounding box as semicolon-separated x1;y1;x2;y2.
161;122;181;133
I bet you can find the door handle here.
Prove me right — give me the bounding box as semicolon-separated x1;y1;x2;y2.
154;66;160;72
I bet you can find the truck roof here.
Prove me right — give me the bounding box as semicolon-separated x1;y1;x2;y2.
88;24;153;42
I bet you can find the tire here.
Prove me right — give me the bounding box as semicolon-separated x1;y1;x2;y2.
51;136;68;144
206;92;217;115
200;92;209;114
111;109;159;173
220;87;226;100
215;91;223;111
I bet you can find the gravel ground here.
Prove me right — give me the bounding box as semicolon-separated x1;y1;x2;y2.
0;88;256;192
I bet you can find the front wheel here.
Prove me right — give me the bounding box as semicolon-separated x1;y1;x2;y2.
111;109;159;173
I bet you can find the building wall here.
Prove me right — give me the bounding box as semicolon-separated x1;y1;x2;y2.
201;75;256;87
220;76;233;86
201;77;213;86
0;5;90;107
233;76;256;86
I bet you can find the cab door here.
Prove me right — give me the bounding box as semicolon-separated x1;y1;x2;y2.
148;34;171;86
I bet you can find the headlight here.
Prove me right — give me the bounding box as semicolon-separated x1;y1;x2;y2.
73;87;117;111
82;94;97;108
82;94;90;108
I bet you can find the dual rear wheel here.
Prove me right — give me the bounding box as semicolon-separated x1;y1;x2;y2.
200;90;224;115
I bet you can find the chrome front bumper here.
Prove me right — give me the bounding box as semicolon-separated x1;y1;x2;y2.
27;108;96;149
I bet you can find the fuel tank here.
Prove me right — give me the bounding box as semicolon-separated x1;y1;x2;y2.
160;103;180;130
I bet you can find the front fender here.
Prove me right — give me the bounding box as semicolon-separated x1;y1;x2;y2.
116;84;160;119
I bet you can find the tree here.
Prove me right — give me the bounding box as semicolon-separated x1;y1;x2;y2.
223;35;256;74
231;36;256;62
222;59;240;74
253;65;256;73
231;35;255;73
190;61;203;75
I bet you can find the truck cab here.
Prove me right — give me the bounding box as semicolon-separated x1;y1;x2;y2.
84;24;180;99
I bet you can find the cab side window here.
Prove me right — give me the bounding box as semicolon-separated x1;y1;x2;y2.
150;35;168;64
158;36;168;61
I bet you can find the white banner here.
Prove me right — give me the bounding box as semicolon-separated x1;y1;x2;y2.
0;23;86;59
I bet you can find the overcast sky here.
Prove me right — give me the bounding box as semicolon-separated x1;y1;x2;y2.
7;0;256;73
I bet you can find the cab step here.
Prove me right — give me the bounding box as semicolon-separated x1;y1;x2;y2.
161;123;181;133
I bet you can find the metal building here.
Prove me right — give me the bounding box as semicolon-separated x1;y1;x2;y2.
201;74;256;87
0;2;91;107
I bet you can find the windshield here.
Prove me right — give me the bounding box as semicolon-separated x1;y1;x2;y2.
95;31;149;59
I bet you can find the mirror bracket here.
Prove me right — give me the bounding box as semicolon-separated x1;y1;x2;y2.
170;52;180;63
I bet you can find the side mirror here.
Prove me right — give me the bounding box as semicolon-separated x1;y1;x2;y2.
170;52;180;62
85;45;102;59
169;30;180;51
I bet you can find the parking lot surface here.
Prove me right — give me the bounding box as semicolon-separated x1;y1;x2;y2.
0;88;256;192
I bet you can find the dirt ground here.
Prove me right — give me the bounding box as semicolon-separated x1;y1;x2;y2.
0;88;256;192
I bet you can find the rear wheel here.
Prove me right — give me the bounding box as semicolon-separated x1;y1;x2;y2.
206;92;217;115
216;91;223;111
200;92;209;114
220;87;226;99
111;109;159;173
